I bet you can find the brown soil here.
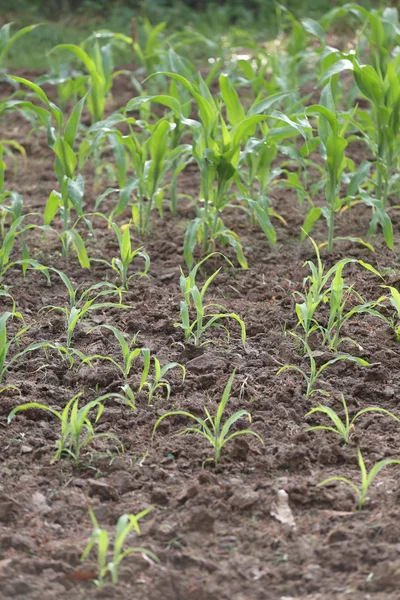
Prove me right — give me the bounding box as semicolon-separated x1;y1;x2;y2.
1;71;400;600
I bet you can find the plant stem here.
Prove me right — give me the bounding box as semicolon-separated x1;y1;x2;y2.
202;164;209;254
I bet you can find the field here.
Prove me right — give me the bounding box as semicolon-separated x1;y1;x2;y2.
1;5;400;599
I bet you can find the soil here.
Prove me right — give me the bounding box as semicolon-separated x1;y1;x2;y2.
1;70;400;600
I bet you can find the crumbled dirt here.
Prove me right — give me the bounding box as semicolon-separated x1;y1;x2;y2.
1;71;400;600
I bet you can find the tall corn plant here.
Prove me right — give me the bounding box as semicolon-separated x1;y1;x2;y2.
0;23;40;72
51;31;132;124
0;78;89;266
320;5;399;247
91;115;179;234
303;80;353;252
146;70;297;268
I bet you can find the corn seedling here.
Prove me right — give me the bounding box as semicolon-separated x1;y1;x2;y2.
277;332;371;397
306;394;400;443
377;286;400;342
318;264;384;352
41;269;127;348
294;236;382;346
142;357;186;405
8;392;125;466
153;370;263;464
176;254;246;347
318;448;400;510
146;70;304;268
81;505;158;588
0;306;74;384
83;324;149;385
90;115;178;235
97;220;150;290
303;80;356;252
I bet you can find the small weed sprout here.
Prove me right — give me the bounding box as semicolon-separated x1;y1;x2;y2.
153;370;263;464
306;394;400;443
318;448;400;510
81;505;158;588
8;392;125;466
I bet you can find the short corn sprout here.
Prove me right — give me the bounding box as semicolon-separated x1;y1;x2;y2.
41;268;128;347
277;332;371;397
81;506;158;588
83;324;149;385
142;356;186;405
153;370;263;464
102;221;150;290
8;392;125;466
176;254;246;347
306;394;400;443
83;324;185;405
0;302;74;384
318;448;400;510
378;286;400;341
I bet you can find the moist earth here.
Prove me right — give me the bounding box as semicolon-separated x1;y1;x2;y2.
1;72;400;600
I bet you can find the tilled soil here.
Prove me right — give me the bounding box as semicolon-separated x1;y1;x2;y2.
1;72;400;600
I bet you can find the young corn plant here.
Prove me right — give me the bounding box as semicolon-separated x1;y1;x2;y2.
96;221;150;290
277;332;371;398
1;78;90;266
146;70;300;268
303;80;356;252
319;30;399;246
8;392;126;466
377;286;400;341
51;31;132;124
0;22;40;73
81;505;158;588
317;264;384;352
41;268;128;348
82;324;184;405
83;324;147;384
175;254;246;347
90;116;177;235
153;370;263;464
318;448;400;510
306;394;400;444
0;307;74;385
142;356;186;405
294;236;382;346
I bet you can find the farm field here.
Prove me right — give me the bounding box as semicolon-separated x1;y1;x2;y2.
1;4;400;599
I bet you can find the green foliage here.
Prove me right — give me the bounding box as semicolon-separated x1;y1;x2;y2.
41;268;128;347
153;369;263;464
319;448;400;510
8;392;126;465
176;253;246;347
306;394;400;444
81;505;158;588
51;31;132;123
294;236;382;350
277;332;371;398
0;22;40;71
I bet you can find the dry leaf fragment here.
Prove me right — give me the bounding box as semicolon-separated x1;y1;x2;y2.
270;489;296;531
